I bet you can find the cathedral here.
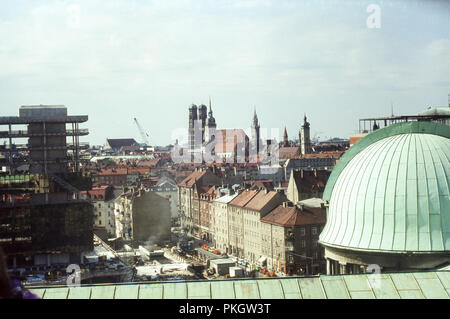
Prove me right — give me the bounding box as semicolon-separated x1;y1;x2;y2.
186;100;261;163
185;100;311;163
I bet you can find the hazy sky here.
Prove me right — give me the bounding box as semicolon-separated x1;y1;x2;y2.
1;0;449;146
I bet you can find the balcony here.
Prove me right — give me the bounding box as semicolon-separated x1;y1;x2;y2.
0;128;89;138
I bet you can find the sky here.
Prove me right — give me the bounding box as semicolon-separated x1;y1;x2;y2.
0;0;449;146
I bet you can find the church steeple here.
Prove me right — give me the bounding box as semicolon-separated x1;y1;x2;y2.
251;107;261;157
208;97;213;118
205;97;216;143
252;108;259;128
283;126;289;147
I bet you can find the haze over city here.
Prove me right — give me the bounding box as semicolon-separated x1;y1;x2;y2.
1;0;449;146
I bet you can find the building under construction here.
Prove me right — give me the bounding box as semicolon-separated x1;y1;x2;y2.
0;105;93;268
350;99;450;146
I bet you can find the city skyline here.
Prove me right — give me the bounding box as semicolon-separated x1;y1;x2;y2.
0;0;449;146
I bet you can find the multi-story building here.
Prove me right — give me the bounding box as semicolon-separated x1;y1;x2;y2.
148;174;179;219
260;198;326;275
213;191;238;252
114;186;171;244
283;155;337;180
197;185;216;242
227;189;286;260
286;169;330;203
92;167;150;186
82;185;116;237
0;105;93;268
177;167;222;235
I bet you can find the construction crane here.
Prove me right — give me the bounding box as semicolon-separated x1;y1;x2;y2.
133;117;150;146
312;131;324;142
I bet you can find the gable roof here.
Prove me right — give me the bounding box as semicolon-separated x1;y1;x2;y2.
261;203;326;227
244;190;282;212
279;147;301;159
177;170;207;187
229;189;258;207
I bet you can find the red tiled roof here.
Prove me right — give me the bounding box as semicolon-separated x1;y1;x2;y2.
229;189;258;208
279;147;301;159
301;151;344;159
96;167;150;176
243;180;274;190
261;204;326;227
244;190;280;211
178;170;207;187
81;185;113;201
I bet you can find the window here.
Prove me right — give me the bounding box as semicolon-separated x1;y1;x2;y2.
312;226;317;235
300;228;306;236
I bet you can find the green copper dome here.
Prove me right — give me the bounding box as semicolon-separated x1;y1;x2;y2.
319;122;450;253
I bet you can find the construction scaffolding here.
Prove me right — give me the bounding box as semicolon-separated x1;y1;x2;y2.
0;105;94;267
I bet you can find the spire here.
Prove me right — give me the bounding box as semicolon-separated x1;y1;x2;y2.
208;96;213;117
253;107;259;127
283;126;289;147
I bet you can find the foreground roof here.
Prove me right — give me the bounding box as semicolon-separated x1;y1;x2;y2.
28;270;450;299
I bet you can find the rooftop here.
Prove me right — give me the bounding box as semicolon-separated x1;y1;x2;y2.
28;270;450;299
320;121;450;253
261;202;326;227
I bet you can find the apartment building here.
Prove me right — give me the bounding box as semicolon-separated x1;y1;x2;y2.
213;192;238;253
82;185;117;237
260;198;326;275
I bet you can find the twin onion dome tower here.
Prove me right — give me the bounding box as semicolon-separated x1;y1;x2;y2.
319;121;450;274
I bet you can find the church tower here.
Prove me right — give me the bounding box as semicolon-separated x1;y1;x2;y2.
283;126;289;147
188;104;198;153
300;114;311;155
251;108;261;155
198;104;208;143
205;98;216;143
